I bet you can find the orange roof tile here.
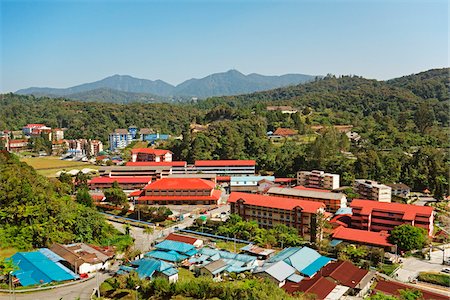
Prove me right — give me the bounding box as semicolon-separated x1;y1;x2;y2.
143;177;216;190
350;199;433;220
130;148;172;155
332;226;393;247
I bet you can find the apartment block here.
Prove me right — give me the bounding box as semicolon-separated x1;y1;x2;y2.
228;192;325;242
350;199;434;236
354;180;392;202
108;129;133;151
297;170;340;190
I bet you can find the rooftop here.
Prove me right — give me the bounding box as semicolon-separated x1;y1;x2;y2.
294;186;332;193
283;275;337;299
137;190;221;202
320;260;369;288
154;240;196;255
194;160;256;167
166;233;200;245
131;148;173;155
374;279;448;300
143;177;216;191
350;199;433;219
228;192;325;213
273;128;298;136
332;226;393;247
126;161;187;167
255;261;296;282
267;187;345;201
89;176;152;184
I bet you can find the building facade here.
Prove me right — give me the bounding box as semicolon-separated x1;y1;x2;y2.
190;160;256;176
350;199;434;235
228;192;325;242
131;148;173;163
88;176;152;190
297;170;340;190
109;129;133;151
387;183;411;199
267;187;347;213
354;180;392;202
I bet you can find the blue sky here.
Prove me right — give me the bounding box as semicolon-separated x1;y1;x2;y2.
1;0;448;92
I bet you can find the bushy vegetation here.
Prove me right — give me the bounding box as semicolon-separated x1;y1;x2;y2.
417;272;450;287
389;224;429;251
0;151;132;251
101;272;301;300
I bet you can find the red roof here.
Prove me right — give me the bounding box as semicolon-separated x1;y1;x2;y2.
216;176;231;182
294;186;332;193
130;148;172;155
137;190;221;202
374;279;448;300
88;177;152;184
143;178;216;191
351;199;434;220
128;190;144;197
320;261;369;288
91;194;105;201
283;276;336;299
166;233;199;245
194;160;256;167
273;128;298;136
274;178;296;183
126;161;187;167
24;124;45;128
332;226;393;247
228;192;324;213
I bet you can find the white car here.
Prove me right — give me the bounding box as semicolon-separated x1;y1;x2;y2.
441;268;450;274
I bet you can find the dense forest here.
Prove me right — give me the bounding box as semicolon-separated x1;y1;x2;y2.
0;151;132;250
0;68;449;196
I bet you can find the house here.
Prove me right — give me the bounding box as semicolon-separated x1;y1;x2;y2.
272;128;298;137
320;260;375;297
350;199;434;236
331;226;393;249
108;129;133;151
229;192;326;242
373;279;448;300
139;129;170;143
266;247;333;277
240;244;276;260
283;275;349;300
10;250;79;286
117;258;178;283
354;180;392;202
22;124;47;136
266;106;298;114
230;175;275;193
199;259;228;280
387;183;411;199
165;233;204;248
297;170;340;190
49;243;113;274
137;178;221;205
192;160;256;176
8;139;29;152
267;186;347;213
88;176;152;190
130;148;173;163
254;261;297;287
145;240;197;263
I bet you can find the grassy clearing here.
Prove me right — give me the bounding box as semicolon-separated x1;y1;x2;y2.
0;247;18;259
378;263;400;276
215;241;248;253
178;268;195;282
20;156;98;177
132;141;149;148
418;272;450;287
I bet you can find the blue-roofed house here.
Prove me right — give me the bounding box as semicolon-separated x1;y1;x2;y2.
267;247;333;277
10;251;79;287
254;261;297;287
117;258;178;283
145;240;197;263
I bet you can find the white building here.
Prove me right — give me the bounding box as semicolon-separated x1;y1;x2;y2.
297;170;340;190
354;179;392;202
109;129;133;151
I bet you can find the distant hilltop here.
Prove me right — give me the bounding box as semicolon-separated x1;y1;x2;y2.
15;70;319;102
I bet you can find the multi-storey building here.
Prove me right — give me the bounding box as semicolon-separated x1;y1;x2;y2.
130;148;173;162
297;170;340;190
228;192;325;242
354;180;392;202
98;165;172;181
52;128;64;141
267;187;347;213
22;124;47;136
386;183;411;199
88;176;152;190
350;199;434;236
108;129;133;151
8;139;29;152
137;178;221;205
66;139;104;157
186;160;256;176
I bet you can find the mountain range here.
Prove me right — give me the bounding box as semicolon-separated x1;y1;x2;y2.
15;70;318;102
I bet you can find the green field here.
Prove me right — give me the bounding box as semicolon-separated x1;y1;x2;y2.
20;156;99;177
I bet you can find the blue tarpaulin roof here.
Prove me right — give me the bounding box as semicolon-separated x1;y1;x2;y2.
120;258;178;279
145;250;188;262
11;251;78;286
330;239;343;247
155;240;195;254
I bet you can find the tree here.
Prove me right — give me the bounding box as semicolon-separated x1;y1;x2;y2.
76;188;94;207
104;182;128;206
414;102;435;134
389;224;428;251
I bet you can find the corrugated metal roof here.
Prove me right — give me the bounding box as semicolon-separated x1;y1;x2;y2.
287;274;304;283
155;240;195;254
257;261;296;282
268;187;346;200
145;250;188;262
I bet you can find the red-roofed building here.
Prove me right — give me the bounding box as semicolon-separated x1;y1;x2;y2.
88;176;152;190
228;192;325;242
165;233;203;248
8;139;29;152
294;186;332;193
137;178;221;205
193;160;256;176
131;148;173;163
126;161;187;167
273;128;298;137
373;279;448;300
283;276;337;299
332;226;393;248
350;199;434;236
320;261;375;297
274;178;296;186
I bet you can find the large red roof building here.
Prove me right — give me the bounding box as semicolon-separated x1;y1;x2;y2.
191;160;256;176
332;226;393;248
137;178;221;205
228;192;325;242
88;176;152;190
131;148;173;163
350;199;434;236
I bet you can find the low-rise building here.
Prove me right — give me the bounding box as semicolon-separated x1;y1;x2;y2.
266;106;298;114
228;192;326;242
331;226;393;249
199;259;228;280
373;279;448;300
254;261;297;287
8;139;29;152
387;183;411;199
117;258;178;283
297;170;340;190
192;160;256;176
240;244;276;260
131;148;173;162
165;233;204;248
350;199;434;235
137;178;221;205
88;176;152;190
98;165;172;180
230;175;275;193
283;275;349;300
267;186;347;213
354;180;392;202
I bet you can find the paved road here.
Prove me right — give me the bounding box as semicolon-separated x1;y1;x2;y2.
0;272;109;300
394;243;449;282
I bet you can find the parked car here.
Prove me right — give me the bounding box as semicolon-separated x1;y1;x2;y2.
441;268;450;274
79;273;89;279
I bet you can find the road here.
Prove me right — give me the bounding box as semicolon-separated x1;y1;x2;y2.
0;272;109;300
